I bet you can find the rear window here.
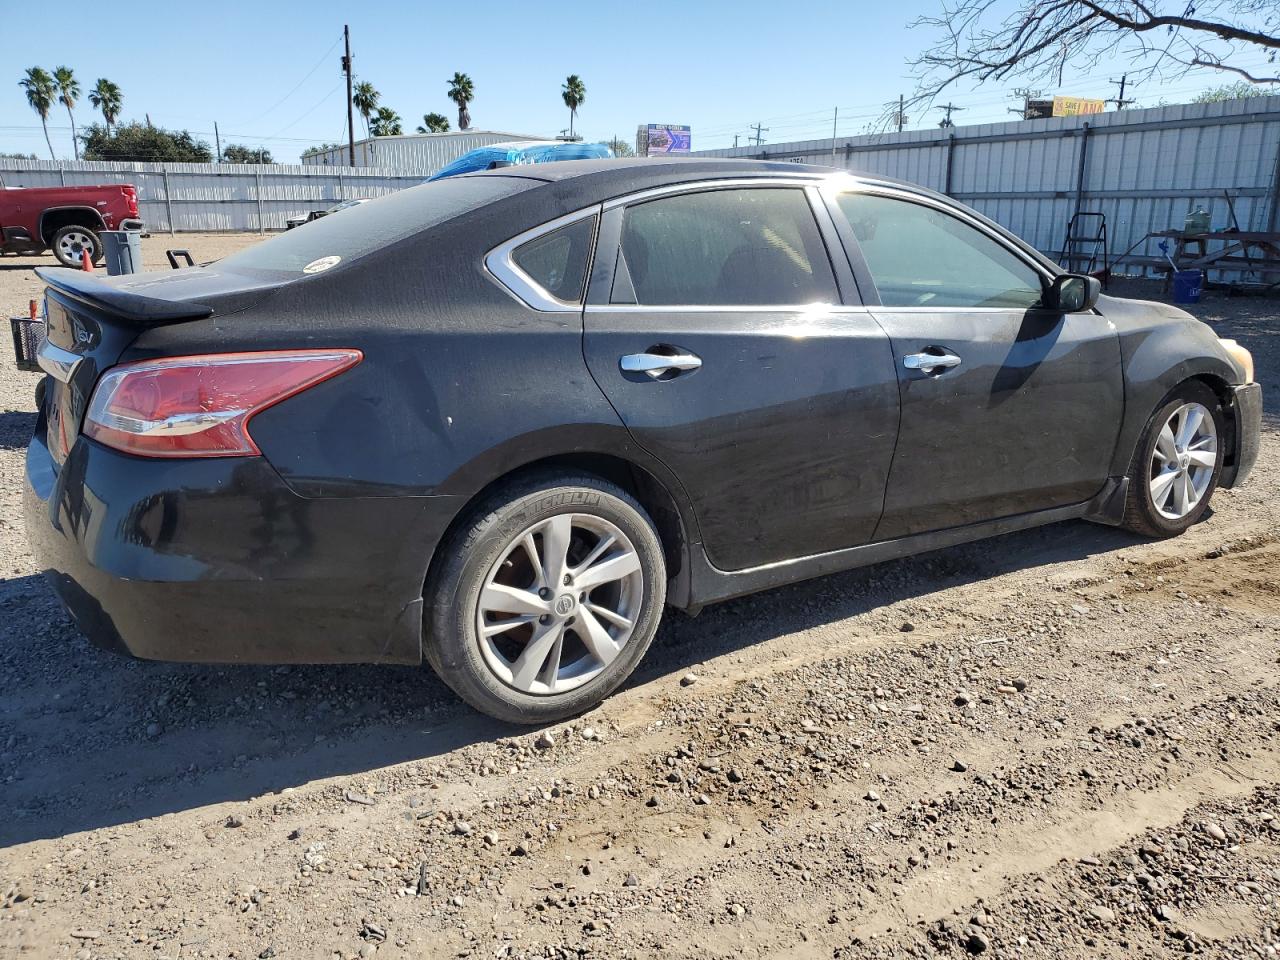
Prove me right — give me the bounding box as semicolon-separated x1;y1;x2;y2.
218;176;533;277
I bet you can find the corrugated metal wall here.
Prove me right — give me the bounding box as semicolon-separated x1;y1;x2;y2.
697;96;1280;276
302;130;546;175
0;159;422;233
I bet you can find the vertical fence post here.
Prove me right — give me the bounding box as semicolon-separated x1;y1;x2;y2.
944;133;957;197
1073;122;1091;216
256;169;265;234
162;166;175;235
58;162;66;186
1267;133;1280;233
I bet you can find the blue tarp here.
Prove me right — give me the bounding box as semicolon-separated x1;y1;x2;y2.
428;141;613;180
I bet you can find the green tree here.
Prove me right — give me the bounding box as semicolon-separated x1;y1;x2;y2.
81;122;213;162
301;142;343;162
561;74;586;139
369;107;403;137
447;72;474;130
88;78;123;134
417;112;450;133
0;151;38;160
605;136;634;157
221;143;273;163
53;66;81;159
352;81;380;163
18;67;57;161
1192;80;1267;101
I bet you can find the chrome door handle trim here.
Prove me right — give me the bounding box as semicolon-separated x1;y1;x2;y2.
903;351;962;372
37;339;81;383
620;352;702;378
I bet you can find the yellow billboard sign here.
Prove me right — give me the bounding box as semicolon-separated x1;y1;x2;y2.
1053;96;1105;117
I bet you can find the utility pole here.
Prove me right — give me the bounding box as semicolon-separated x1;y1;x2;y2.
937;103;964;128
214;121;221;162
1108;74;1136;110
897;94;906;133
830;107;838;165
732;134;739;148
747;123;769;146
342;24;355;166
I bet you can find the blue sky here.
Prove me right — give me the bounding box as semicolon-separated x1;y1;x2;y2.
2;0;1266;163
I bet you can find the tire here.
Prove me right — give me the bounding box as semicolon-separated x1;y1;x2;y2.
424;472;667;724
50;225;103;268
1120;381;1225;538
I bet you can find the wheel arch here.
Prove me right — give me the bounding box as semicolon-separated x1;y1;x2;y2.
424;448;702;612
39;206;107;245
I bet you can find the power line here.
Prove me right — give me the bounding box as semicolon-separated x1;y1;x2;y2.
233;32;343;128
747;123;769;146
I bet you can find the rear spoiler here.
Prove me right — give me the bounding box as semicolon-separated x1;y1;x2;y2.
36;267;214;323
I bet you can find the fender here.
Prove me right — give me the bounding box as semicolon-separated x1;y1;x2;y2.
1098;294;1242;479
38;205;107;242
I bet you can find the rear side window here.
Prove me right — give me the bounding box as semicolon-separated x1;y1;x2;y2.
835;193;1044;309
616;188;838;306
511;215;596;303
217;176;533;277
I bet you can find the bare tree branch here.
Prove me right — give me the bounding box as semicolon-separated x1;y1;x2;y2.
894;0;1279;130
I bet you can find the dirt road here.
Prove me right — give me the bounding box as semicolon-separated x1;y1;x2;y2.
0;239;1277;959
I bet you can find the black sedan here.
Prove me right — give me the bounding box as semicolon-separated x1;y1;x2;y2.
24;159;1261;723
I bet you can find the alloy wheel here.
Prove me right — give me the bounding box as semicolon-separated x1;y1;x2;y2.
57;230;96;262
476;513;644;695
1149;401;1217;520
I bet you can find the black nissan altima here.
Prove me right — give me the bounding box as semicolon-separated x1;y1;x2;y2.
24;158;1261;723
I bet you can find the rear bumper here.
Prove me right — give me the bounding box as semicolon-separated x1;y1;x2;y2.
1221;382;1261;489
24;427;456;664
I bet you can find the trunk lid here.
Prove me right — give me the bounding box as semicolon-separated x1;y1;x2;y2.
36;265;285;467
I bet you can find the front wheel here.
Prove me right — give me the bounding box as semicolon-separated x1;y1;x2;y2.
425;473;667;724
1120;382;1225;538
50;225;103;268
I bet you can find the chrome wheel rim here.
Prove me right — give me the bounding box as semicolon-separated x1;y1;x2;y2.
476;513;643;696
57;230;95;261
1149;401;1217;520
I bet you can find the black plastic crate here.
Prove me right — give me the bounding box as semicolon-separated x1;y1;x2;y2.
10;317;45;373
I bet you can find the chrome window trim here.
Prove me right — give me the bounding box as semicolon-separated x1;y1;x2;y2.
36;339;81;383
484;205;601;313
585;303;857;315
818;177;1057;285
600;174;828;211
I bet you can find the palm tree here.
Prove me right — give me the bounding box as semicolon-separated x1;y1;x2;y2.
88;78;123;135
352;81;379;163
369;106;403;137
447;73;474;131
53;66;81;159
561;75;586;140
416;112;450;133
19;67;57;160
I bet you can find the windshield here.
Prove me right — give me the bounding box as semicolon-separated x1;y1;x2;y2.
219;176;533;277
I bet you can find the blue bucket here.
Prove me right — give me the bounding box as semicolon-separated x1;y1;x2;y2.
1172;269;1203;304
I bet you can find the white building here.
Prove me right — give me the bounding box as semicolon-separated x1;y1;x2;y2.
302;130;546;177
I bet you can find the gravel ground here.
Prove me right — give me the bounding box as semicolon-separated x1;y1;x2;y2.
0;242;1277;960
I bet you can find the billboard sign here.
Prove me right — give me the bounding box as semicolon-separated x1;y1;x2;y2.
643;124;691;156
1052;96;1105;117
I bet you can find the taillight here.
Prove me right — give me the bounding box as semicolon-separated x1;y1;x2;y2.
123;186;138;216
83;350;362;458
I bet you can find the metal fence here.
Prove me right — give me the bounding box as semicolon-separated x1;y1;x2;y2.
0;158;423;233
696;96;1280;277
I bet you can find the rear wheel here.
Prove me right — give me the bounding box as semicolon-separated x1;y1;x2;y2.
50;225;102;268
1121;382;1224;538
425;473;666;724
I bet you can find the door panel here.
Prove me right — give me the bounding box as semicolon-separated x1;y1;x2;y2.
584;307;900;570
870;306;1123;540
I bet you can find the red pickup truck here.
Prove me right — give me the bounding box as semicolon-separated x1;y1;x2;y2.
0;180;142;267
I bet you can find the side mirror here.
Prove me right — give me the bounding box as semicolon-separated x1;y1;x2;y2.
1045;273;1101;313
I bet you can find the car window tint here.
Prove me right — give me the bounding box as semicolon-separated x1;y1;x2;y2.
618;188;838;306
512;215;596;303
218;176;533;277
836;193;1043;309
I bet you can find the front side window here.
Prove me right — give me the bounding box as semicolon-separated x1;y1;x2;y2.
511;215;596;304
836;193;1044;309
617;188;838;307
